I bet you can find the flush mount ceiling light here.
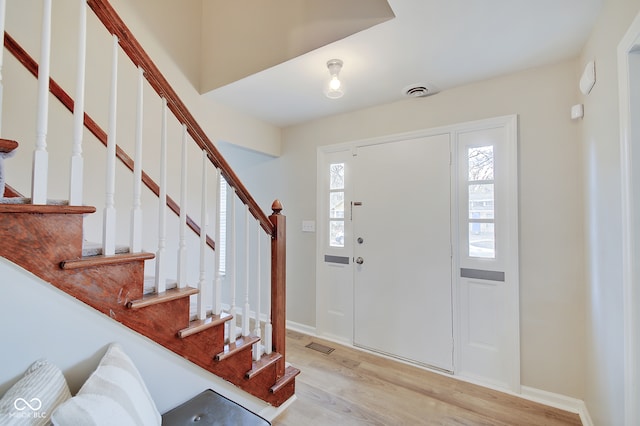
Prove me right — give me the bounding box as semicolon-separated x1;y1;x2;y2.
325;59;344;99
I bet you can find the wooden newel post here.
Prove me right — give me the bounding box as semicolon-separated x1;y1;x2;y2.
270;199;286;377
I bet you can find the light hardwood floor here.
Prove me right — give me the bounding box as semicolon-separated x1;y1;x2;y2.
273;330;582;426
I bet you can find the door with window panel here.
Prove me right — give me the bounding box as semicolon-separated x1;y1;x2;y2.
456;117;520;391
316;150;354;342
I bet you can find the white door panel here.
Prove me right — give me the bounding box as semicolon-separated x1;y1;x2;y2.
353;134;453;371
455;117;520;391
316;150;353;343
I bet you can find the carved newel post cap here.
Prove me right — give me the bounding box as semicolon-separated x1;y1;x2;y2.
271;199;283;215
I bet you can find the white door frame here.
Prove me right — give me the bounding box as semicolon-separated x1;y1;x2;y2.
618;11;640;426
316;115;520;392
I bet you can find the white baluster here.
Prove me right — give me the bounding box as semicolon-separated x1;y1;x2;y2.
228;188;237;341
154;98;168;293
253;221;262;361
69;0;87;206
213;167;222;316
243;205;251;337
177;125;188;288
32;0;52;205
102;34;118;254
0;0;7;135
130;66;143;253
264;223;272;354
197;150;207;320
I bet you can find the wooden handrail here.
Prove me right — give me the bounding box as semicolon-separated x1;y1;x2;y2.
3;32;215;250
87;0;274;237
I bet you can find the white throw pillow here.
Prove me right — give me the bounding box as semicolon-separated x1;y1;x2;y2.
51;343;161;426
0;359;72;425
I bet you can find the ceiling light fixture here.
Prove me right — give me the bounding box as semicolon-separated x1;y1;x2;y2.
325;59;344;99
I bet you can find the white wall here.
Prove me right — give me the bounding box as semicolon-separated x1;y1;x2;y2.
105;0;283;157
579;0;640;424
0;258;269;415
227;58;587;400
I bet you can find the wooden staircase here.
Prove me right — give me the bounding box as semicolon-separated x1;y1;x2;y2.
0;200;299;407
0;0;299;409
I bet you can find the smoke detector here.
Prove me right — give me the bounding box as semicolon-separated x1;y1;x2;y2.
403;84;439;98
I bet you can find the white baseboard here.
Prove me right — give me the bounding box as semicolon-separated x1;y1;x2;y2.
521;386;593;426
286;320;316;336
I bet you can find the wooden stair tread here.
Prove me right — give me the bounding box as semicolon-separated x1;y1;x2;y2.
60;252;155;270
215;335;260;362
270;365;301;394
127;286;199;309
245;352;283;379
178;312;233;339
0;203;95;214
0;138;18;153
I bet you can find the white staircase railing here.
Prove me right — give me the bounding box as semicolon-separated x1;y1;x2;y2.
1;0;285;368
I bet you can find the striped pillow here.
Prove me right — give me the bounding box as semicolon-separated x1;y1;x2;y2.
0;359;72;425
51;343;161;426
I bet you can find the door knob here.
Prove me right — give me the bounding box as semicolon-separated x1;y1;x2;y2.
355;257;364;265
357;237;364;244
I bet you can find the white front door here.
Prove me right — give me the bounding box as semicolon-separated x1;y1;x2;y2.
352;134;454;371
316;116;519;389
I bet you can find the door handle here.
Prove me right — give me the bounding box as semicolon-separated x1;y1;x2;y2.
355;257;364;265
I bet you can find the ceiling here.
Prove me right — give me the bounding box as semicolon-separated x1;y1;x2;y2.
204;0;603;128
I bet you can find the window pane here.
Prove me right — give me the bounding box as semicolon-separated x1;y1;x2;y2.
330;220;345;247
469;222;496;259
469;222;495;258
330;163;345;190
330;192;345;218
468;146;494;181
469;184;494;219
